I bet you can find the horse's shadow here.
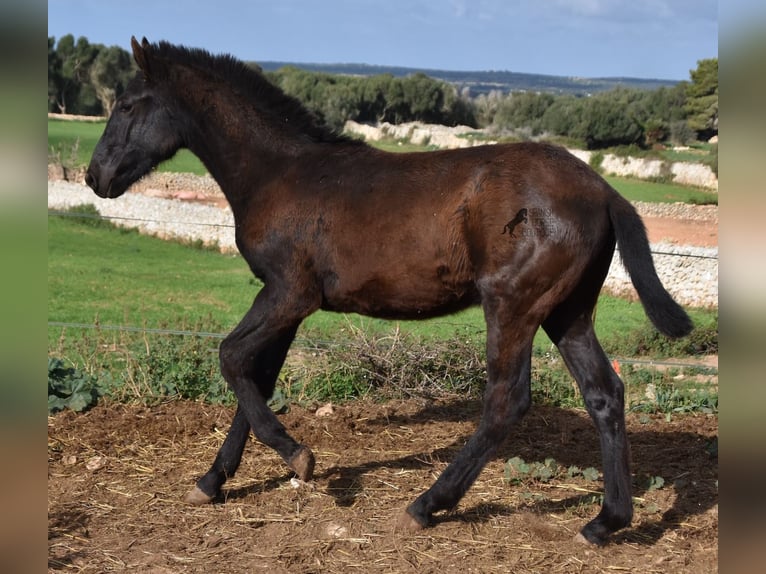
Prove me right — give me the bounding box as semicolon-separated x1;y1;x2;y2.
221;398;717;546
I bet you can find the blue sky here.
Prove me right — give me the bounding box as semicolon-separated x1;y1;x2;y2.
48;0;722;80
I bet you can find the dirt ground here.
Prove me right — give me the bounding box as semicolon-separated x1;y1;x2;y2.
642;217;717;248
48;398;718;573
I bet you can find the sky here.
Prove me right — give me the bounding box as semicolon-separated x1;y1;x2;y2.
46;0;723;81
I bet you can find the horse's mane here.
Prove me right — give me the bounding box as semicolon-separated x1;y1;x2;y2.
150;41;359;144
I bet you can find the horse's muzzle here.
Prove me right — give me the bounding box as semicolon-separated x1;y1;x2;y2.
85;165;116;198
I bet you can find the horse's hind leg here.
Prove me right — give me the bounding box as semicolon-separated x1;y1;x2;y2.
543;311;633;545
401;299;536;529
186;291;315;504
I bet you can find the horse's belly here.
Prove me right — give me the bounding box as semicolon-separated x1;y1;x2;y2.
321;269;477;320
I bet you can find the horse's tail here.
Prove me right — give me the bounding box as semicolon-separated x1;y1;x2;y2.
608;195;693;338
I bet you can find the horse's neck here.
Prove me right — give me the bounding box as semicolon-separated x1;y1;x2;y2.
179;89;308;200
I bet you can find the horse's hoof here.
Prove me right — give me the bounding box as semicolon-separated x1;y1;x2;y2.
574;531;607;547
288;445;315;482
184;485;214;505
396;509;426;532
574;532;592;545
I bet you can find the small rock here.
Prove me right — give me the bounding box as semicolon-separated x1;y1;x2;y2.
316;403;334;417
85;456;106;471
325;522;348;538
290;477;314;490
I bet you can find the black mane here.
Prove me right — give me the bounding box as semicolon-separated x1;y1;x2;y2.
150;41;358;144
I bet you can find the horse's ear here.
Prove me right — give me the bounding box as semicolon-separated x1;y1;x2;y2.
131;36;151;78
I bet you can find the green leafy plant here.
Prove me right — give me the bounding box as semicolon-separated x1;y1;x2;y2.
503;456;599;485
48;357;102;413
143;335;231;403
636;474;666;492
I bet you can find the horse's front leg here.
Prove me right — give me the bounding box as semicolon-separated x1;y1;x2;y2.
185;288;315;504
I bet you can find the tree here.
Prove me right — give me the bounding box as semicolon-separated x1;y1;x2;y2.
48;37;62;112
401;73;445;124
473;90;503;127
540;95;587;140
492;92;554;135
90;46;135;116
442;86;477;127
685;58;718;138
51;34;100;115
577;91;645;149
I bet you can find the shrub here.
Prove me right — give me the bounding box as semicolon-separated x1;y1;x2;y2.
707;143;718;177
604;315;718;357
143;335;232;403
60;203;114;229
670;120;696;146
48;357;102;412
284;326;487;402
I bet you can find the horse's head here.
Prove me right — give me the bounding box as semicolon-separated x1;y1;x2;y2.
86;37;183;198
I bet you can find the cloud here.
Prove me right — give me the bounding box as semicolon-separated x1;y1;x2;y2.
550;0;716;24
450;0;467;18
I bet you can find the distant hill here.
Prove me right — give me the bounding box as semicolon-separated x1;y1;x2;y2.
255;61;679;96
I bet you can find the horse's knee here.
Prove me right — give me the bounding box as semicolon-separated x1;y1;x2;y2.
515;388;532;418
219;338;246;383
581;377;624;420
482;385;531;442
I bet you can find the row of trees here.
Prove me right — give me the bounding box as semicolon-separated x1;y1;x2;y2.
267;67;476;131
48;35;718;150
265;61;718;148
48;35;135;117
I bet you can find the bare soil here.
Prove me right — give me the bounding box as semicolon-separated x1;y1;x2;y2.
642;216;717;248
49;398;718;573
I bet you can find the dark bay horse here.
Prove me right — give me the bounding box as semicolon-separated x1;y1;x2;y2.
86;37;692;546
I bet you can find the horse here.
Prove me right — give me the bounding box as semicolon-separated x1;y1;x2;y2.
86;37;692;546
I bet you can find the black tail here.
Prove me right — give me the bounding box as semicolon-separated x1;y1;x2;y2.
608;195;693;338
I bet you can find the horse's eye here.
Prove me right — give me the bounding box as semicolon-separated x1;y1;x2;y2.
119;102;134;114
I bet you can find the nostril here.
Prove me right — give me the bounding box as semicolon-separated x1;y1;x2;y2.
85;170;95;189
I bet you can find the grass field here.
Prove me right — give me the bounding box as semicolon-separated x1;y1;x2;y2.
49;118;718;204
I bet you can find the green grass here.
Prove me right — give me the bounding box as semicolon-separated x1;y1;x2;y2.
660;142;714;163
48;119;106;168
48;118;207;175
604;176;717;205
369;139;441;153
48;213;253;329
